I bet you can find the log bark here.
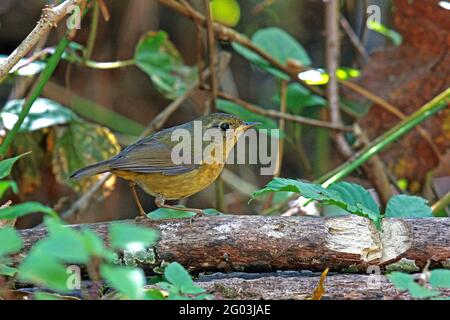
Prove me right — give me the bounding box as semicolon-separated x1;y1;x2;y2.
195;272;418;300
17;215;450;273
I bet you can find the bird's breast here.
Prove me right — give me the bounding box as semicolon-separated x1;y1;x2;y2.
114;163;224;200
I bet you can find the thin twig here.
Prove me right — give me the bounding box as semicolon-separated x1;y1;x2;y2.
0;0;84;81
180;0;204;88
203;0;217;113
339;14;369;64
84;0;100;60
274;80;287;177
217;93;352;132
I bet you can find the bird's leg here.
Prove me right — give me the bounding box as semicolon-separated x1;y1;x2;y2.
155;195;205;217
130;182;146;216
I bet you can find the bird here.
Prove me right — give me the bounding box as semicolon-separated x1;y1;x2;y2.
70;113;259;217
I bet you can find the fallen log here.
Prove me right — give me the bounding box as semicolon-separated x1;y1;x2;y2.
195;272;413;300
17;215;450;273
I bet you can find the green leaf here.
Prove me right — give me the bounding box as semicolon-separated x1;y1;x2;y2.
328;181;380;216
18;251;70;292
0;180;18;199
144;288;166;300
0;264;18;277
252;178;332;201
272;83;326;113
147;207;221;220
252;179;382;229
388;272;440;299
0;152;30;179
0;202;58;220
164;262;205;295
1;98;79;132
0;227;23;257
81;228;114;261
109;223;159;251
232;27;311;79
367;21;402;46
134;31;196;99
52;121;120;193
32;218;90;264
385;195;433;218
100;264;145;299
216;99;279;135
429;269;450;289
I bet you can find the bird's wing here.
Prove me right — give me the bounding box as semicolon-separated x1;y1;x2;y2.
109;136;198;176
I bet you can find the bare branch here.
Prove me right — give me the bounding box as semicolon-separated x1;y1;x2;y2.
0;0;84;81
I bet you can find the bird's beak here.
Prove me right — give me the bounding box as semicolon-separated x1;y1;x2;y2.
242;121;261;131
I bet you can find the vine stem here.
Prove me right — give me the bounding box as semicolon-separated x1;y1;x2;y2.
0;37;70;157
318;88;450;187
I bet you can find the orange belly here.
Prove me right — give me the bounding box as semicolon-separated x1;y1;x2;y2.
113;163;224;200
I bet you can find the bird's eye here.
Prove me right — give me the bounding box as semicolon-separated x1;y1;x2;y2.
219;122;230;131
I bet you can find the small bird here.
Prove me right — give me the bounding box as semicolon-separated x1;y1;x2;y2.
70;113;259;216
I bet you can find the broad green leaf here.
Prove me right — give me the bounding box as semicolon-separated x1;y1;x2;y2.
0;227;23;257
216;99;279;134
328;182;380;216
147;207;221;220
81;228;115;261
0;152;29;179
164;262;204;294
144;288;166;300
1;98;78;132
0;181;18;199
0;55;46;76
0;202;58;220
100;264;145;300
388;272;440;299
211;0;241;27
31;218;90;263
272;83;326;113
18;251;70;292
109;223;159;251
387;272;415;291
429;269;450;289
52;121;120;193
0;264;18;277
134;31;196;99
251;178;333;201
252;179;382;229
385;195;433;218
367;21;402;46
232;27;311;79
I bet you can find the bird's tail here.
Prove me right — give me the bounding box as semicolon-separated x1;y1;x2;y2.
70;160;111;179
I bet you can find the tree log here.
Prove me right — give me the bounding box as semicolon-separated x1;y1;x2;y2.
17;215;450;273
195;272;417;300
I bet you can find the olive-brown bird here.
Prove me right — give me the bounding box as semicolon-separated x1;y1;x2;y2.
70;113;258;216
